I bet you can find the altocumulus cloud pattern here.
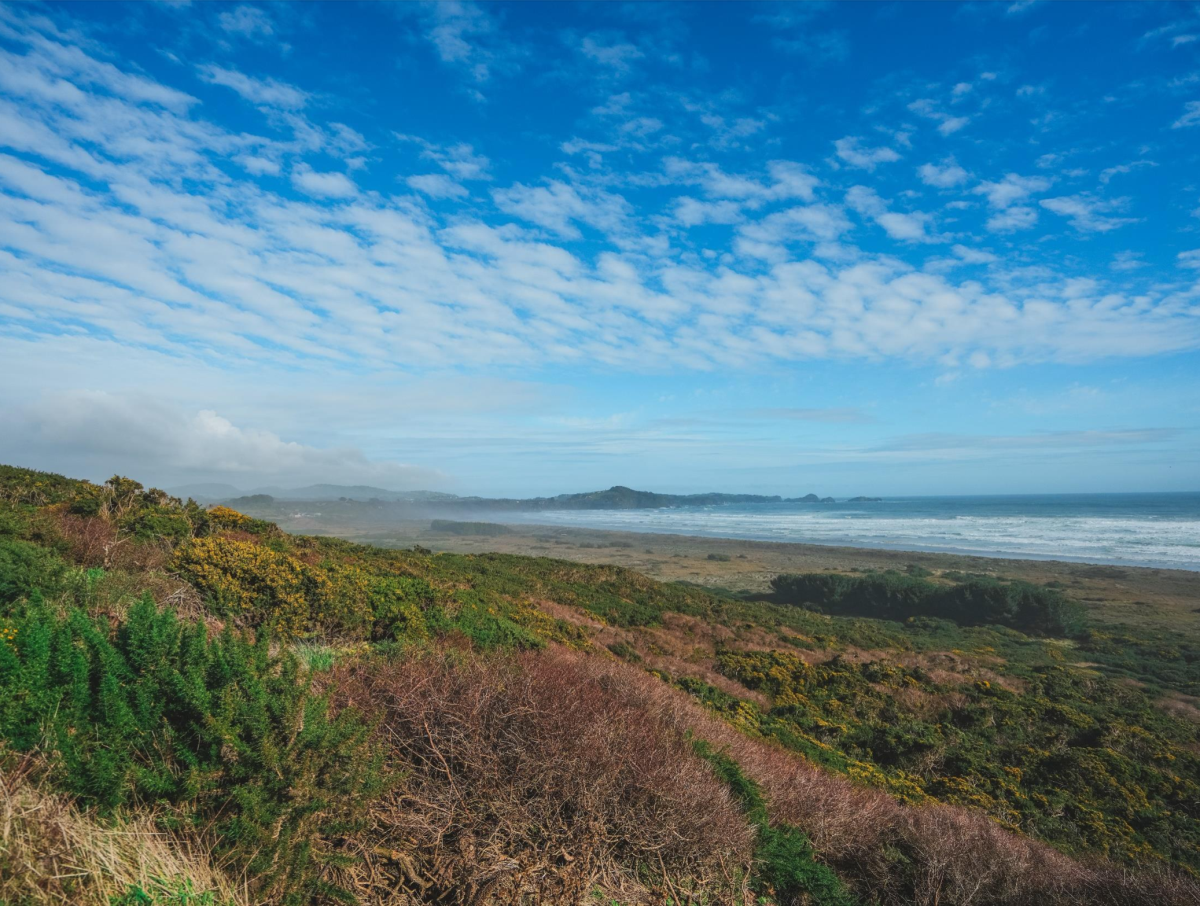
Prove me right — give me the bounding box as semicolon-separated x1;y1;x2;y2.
1;2;1199;493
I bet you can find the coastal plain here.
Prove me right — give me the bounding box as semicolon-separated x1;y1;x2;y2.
257;510;1200;639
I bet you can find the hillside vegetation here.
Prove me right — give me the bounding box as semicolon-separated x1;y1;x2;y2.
0;464;1197;906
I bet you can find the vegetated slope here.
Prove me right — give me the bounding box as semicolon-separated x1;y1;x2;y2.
0;464;1197;906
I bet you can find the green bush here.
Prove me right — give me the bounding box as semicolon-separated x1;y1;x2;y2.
123;510;195;544
770;571;1087;636
429;519;513;536
0;596;383;904
0;537;67;607
368;574;435;641
428;590;544;650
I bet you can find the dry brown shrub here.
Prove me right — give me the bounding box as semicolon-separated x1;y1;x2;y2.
300;641;1200;906
328;648;756;905
52;512;169;573
535;598;606;629
0;756;247;906
1157;692;1200;724
53;513;118;568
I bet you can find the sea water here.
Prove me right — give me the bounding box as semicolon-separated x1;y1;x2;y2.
503;493;1200;571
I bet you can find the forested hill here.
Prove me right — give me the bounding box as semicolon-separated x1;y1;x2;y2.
1;464;1198;906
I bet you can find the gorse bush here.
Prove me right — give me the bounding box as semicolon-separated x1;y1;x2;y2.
0;538;67;605
206;505;277;537
0;595;383;904
770;571;1088;636
172;537;326;637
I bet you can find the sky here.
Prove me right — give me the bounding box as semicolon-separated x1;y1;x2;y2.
1;1;1199;497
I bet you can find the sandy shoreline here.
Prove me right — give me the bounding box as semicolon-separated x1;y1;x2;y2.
268;513;1200;636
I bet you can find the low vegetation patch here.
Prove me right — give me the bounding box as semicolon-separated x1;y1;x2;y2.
428;519;513;536
771;570;1089;636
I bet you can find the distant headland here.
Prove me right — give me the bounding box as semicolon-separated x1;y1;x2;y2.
173;482;881;511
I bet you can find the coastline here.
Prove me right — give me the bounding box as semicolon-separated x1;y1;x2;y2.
267;512;1200;636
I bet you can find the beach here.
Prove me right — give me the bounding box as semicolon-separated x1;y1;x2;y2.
267;512;1200;637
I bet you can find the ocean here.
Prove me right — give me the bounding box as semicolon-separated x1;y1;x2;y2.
502;493;1200;571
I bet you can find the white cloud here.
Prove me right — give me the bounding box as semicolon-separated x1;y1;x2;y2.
1006;0;1041;15
0;3;1197;404
218;5;274;38
664;157;818;203
986;206;1038;232
3;391;446;489
407;173;468;199
973;173;1053;208
1040;195;1135;232
753;7;849;61
1173;101;1200;128
734;204;853;256
197;64;308;109
579;35;643;74
919;158;969;188
672;196;744;227
908;98;969;135
1178;249;1200;269
491;180;631;238
745;407;874;424
1099;160;1156;184
766;161;820;201
1110;250;1144;271
398;135;491;180
833;136;900;171
846;186;936;242
291;164;358;199
238;155;280;176
411;0;514;89
952;244;997;264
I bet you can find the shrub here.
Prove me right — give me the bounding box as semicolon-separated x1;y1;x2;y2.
328;649;755;904
366;574;435;641
427;589;544;649
0;538;67;607
663;667;1200;906
770;571;1088;637
123;510;195;545
429;519;513;536
703;645;1200;876
172;537;327;637
0;596;383;904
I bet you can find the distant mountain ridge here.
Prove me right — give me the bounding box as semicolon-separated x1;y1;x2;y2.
169;482;458;503
202;483;870;511
442;486;790;511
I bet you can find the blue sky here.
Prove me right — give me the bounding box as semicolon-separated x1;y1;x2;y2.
0;1;1198;496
